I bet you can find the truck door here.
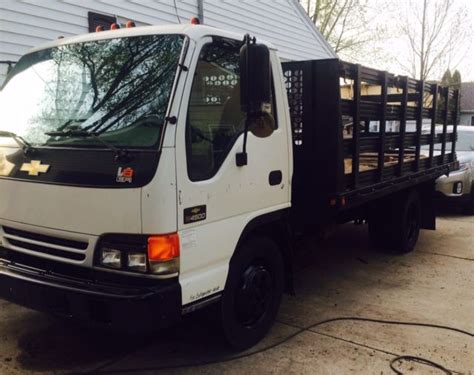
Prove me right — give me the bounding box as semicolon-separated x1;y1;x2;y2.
175;37;290;305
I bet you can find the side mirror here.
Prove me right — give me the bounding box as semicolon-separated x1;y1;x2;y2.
236;35;274;167
240;36;271;114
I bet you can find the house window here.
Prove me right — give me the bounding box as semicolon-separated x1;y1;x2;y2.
88;12;116;32
471;116;474;126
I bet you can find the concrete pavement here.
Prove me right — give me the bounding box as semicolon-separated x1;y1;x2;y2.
0;213;472;374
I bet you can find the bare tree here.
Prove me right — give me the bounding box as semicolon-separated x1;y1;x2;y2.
299;0;386;59
398;0;470;81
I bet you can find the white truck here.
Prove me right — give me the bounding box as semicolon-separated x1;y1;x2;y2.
0;22;459;349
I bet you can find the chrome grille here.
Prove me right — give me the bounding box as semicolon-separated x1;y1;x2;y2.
2;226;88;261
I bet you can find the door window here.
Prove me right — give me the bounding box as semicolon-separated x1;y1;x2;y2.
186;39;245;181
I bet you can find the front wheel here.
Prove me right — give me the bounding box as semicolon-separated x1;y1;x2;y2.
220;236;284;350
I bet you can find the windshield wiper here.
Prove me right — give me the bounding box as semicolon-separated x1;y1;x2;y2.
45;129;134;162
0;130;35;155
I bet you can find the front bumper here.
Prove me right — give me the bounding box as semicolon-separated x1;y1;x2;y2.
435;191;471;207
435;169;473;204
0;248;181;331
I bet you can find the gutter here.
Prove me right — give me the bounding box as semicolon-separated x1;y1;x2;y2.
198;0;204;23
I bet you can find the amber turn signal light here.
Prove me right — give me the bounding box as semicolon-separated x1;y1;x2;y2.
148;233;180;262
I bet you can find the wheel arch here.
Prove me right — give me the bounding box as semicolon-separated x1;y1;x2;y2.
230;208;294;294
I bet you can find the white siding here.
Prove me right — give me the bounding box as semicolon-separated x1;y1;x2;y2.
202;0;334;61
0;0;198;84
0;0;334;84
0;63;8;83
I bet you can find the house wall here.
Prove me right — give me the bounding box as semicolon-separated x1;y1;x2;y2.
0;0;335;85
0;0;198;84
202;0;334;61
0;64;8;83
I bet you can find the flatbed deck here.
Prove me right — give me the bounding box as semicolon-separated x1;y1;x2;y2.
344;153;428;174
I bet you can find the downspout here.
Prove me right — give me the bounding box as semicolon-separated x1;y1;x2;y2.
197;0;204;23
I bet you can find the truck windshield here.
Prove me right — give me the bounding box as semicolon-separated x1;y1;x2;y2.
0;34;183;149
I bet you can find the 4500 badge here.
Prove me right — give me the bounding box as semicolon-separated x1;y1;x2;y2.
184;205;207;224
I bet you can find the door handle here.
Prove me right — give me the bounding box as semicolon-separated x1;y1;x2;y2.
268;170;282;186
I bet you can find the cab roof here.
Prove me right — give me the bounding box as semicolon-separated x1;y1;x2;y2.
27;24;276;55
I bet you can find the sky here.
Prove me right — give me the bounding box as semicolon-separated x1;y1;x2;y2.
374;0;474;82
301;0;474;82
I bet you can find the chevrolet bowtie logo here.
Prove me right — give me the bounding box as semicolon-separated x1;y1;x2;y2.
20;160;50;176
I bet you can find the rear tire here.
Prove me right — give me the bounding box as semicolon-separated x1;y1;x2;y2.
220;236;284;351
463;187;474;215
369;190;421;254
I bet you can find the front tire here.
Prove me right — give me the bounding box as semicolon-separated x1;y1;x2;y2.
221;236;284;350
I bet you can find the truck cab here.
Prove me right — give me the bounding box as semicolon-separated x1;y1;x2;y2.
0;24;291;349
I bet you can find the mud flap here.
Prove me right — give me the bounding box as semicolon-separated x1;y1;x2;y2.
420;182;436;230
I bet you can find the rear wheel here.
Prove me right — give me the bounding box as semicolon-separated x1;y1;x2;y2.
220;236;284;350
463;187;474;215
369;190;421;253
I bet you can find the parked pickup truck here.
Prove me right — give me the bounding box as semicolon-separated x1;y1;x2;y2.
0;22;459;349
434;126;474;213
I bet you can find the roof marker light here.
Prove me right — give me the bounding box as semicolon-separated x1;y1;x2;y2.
110;23;120;30
95;25;104;32
190;17;200;25
126;21;136;28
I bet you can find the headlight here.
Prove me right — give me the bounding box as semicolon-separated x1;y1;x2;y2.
453;181;463;194
97;233;180;276
100;248;122;269
127;252;147;272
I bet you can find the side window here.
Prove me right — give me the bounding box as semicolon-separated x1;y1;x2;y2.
186;39;243;181
186;39;277;181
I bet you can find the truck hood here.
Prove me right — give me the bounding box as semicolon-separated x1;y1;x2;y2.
0;144;158;235
456;151;474;165
0;174;142;236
